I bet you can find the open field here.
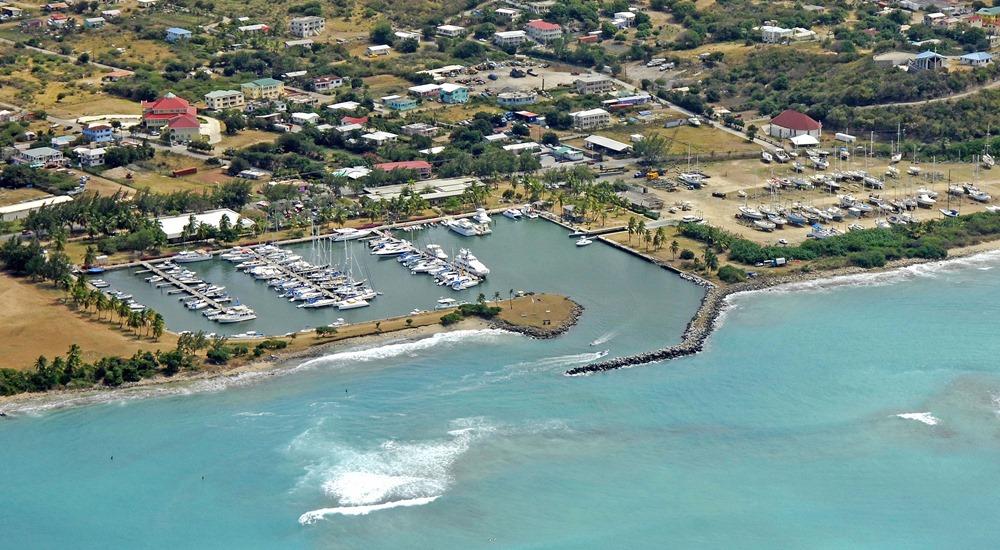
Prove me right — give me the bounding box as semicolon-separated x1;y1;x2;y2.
494;293;577;330
0;274;177;370
47;95;142;120
216;129;276;151
362;74;411;97
0;187;50;207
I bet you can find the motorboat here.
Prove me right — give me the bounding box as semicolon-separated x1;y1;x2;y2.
337;298;370;310
761;150;773;163
982;153;995;169
452;249;490;277
848;223;864;232
916;194;936;208
502;208;523;220
791;161;805;173
907;166;921;176
331;228;372;242
970;190;992;203
885;166;899;178
940;208;959;218
875;218;891;229
985;205;1000;213
575;237;593;246
435;297;462;310
680;215;703;224
297;298;339;308
915;188;938;199
174;249;213;263
679;173;704;187
426;244;448;260
473;208;492;224
786;212;807;227
446;218;491;237
774;150;790;163
890;152;902;163
90;279;110;288
215;307;257;323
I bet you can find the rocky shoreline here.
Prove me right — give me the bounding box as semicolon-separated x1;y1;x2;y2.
563;251;988;377
490;300;584;339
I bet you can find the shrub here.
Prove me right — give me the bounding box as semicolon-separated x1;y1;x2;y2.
717;265;747;283
679;249;695;260
440;312;463;326
206;347;231;365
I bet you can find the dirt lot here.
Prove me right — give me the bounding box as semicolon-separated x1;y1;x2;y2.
0;275;177;370
0;187;50;207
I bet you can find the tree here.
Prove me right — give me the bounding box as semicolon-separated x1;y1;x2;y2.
370;20;395;45
626;216;636;242
633;133;669;166
704;248;719;270
670;239;679;260
745;123;758;141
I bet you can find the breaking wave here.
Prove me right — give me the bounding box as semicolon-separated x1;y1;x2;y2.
894;412;940;426
299;496;440;523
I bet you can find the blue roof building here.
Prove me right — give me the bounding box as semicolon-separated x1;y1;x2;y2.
960;52;993;67
165;27;192;42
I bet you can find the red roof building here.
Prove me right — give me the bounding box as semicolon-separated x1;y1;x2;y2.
142;93;197;129
768;109;822;139
525;19;562;42
374;160;432;179
341;116;368;125
164;113;202;142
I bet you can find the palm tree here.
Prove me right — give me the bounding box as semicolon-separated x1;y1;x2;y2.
626;217;636;243
152;314;165;341
117;300;130;328
508;288;514;310
670;240;680;260
493;291;502;304
643;228;652;251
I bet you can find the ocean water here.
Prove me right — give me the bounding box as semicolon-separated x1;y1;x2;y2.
4;241;1000;547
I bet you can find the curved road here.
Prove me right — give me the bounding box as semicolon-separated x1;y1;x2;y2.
857;79;1000;110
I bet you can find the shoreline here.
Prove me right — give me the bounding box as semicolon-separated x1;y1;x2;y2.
0;318;492;414
565;238;1000;376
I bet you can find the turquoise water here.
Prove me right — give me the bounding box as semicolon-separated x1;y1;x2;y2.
4;237;1000;547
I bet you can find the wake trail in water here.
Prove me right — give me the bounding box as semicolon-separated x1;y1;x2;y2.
299;496;440;523
438;351;609;395
894;412;940;426
589;330;618;347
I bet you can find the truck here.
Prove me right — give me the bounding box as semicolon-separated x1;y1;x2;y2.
646;58;666;67
645;171;659;180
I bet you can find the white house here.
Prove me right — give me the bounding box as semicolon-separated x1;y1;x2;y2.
74;147;106;167
768;109;822;139
574;75;615;95
493;30;527;47
361;131;398;145
289;16;325;37
569;108;611;130
326;101;360;112
960;52;993;67
291;112;320;125
367;44;391;56
761;25;793;43
436;24;466;37
204;89;245;110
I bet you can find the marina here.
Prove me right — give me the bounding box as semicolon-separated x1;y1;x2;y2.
91;216;656;336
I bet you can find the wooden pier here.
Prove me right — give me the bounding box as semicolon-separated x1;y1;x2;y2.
244;247;340;300
140;261;228;310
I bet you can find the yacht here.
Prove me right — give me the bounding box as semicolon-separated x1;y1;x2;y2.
331;228;372;242
174;249;213;263
426;244;448;260
916;194;936;208
970;190;992;203
575;237;594;247
215;307;257;323
678;173;704;187
336;298;370;310
452;249;490;277
472;208;492;224
502;208;523;220
753;219;776;232
90;279;110;288
738;206;764;220
982;153;995;169
297;298;339;308
446;218;491;237
435;297;462;310
940;208;959;218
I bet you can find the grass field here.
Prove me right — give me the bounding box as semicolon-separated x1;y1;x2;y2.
216;129;277;151
362;74;410;97
0;188;50;207
48;95;142;120
0;274;177;370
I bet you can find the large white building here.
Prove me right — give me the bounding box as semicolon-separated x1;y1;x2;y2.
0;195;73;222
525;19;562;43
155;209;253;240
289;16;325;37
493;30;527;47
436;24;466;37
574;75;615;95
569;108;611;130
768;109;822;139
204;89;245;110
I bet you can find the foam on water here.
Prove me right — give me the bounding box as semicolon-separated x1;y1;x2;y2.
895;412;940;426
292;417;496;524
590;330;619;347
299;496;441;523
294;329;513;372
438;351;608;394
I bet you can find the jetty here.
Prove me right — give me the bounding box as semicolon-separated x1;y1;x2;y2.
244;246;340;300
141;261;227;310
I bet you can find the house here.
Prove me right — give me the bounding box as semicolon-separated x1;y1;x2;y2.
0;195;73;222
241;78;284;100
20;18;45;31
960;52;993;67
361;131;398;145
238;23;269;34
613;11;636;26
495;8;520;21
513;110;542;123
82;123;114;143
436;24;466;37
367;44;391;56
873;51;916;67
602;94;651;109
327;101;360;111
408;83;443;98
761;25;793;43
1;6;24;18
382;95;417;111
291;112;320;125
525;19;561;43
155;209;253;241
497;90;537;107
0;109;22;123
574;75;615;95
165;27;192;42
204;90;245;111
101;9;120;18
285;39;314;48
165;114;201;142
924;12;946;25
493;30;528;47
74;147;106;167
616;187;664;211
584;135;632;156
290;15;325;37
14;147;65;167
335;123;364;134
375;160;433;179
141;93;196;130
312;75;343;92
553;145;584;161
977;6;1000;27
101;69;133;82
48;13;69;27
45;2;68;11
84;16;105;28
502;141;541;153
909;50;946;71
281;70;307;79
484;132;510;143
50;135;76;148
439;83;469;104
569;108;611;130
136;0;157;9
768;109;822;139
395;30;421;41
401;123;438;138
330;166;371;180
341;115;368;125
